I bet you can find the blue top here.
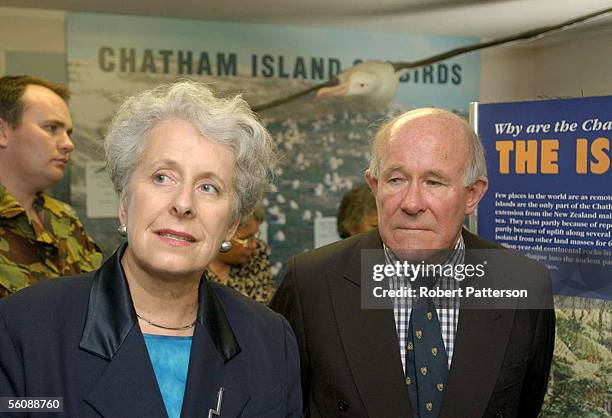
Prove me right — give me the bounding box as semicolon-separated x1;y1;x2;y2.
143;334;193;418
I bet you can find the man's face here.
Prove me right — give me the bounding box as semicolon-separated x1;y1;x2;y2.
366;112;487;257
0;84;74;192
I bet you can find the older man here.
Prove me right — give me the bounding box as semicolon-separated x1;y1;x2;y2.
271;108;555;418
0;75;102;297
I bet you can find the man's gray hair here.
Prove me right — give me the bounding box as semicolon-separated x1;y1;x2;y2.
104;80;277;222
368;108;487;186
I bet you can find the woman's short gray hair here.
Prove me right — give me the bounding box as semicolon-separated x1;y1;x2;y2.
104;80;276;222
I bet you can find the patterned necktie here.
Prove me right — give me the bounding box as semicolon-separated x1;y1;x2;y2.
405;281;449;418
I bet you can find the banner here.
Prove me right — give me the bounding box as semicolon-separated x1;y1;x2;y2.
476;96;611;300
67;12;480;272
475;96;612;417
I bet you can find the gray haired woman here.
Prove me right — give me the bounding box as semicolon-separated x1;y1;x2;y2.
0;81;301;418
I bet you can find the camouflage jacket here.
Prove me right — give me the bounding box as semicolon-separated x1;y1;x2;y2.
0;184;103;298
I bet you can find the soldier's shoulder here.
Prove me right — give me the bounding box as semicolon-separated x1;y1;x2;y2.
43;195;80;220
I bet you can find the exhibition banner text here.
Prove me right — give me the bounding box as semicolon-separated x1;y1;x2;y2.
477;96;611;300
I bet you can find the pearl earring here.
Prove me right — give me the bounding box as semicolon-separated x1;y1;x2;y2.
219;240;232;253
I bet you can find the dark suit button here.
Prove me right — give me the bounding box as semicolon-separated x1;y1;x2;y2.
338;400;349;412
495;411;504;418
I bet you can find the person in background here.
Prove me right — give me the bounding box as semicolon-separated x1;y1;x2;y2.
207;205;275;303
336;184;378;238
0;80;301;417
0;75;102;298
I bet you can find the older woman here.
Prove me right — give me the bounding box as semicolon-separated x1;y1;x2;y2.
0;81;301;417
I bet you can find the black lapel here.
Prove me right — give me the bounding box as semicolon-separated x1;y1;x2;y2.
79;244;135;360
439;230;516;418
329;229;414;418
197;277;241;362
79;244;165;416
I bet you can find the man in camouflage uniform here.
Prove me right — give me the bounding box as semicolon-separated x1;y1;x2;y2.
0;75;102;298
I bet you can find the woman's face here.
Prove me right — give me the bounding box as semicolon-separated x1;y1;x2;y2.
120;118;238;281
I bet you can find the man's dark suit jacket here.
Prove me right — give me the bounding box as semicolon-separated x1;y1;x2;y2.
270;228;555;418
0;245;301;417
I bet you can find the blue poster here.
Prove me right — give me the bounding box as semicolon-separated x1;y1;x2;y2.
477;96;612;300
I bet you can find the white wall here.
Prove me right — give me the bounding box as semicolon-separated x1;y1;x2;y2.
480;46;537;103
533;31;612;99
0;8;65;75
480;27;612;103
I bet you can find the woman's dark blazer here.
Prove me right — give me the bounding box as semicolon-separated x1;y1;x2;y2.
0;244;301;417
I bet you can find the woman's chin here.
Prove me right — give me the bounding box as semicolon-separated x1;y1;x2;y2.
126;242;212;279
135;254;207;281
149;265;204;281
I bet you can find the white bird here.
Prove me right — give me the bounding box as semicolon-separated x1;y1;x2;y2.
316;60;399;105
252;8;612;112
314;184;324;196
323;173;332;186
